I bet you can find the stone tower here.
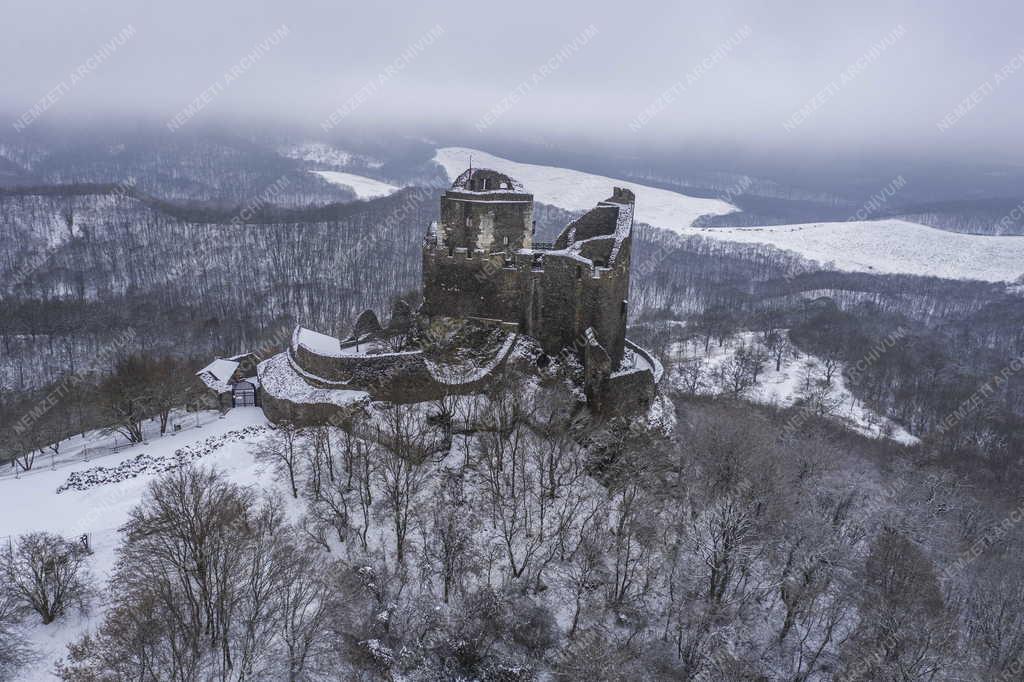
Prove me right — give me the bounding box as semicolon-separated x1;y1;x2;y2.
423;169;636;370
435;167;534;253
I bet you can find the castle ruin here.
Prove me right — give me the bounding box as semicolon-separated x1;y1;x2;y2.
230;167;661;424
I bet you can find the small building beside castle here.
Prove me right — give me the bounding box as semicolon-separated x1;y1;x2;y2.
249;167;661;424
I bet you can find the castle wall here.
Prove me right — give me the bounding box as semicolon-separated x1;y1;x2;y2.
421;248;523;322
554;205;619;247
439;192;533;252
603;366;657;414
260;390;366;427
421;244;630;367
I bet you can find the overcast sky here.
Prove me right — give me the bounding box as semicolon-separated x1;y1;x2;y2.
4;0;1023;159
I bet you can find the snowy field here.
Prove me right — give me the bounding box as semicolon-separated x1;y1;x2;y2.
0;408;273;680
434;147;739;231
435;147;1024;283
278;142;383;169
670;331;919;445
684;220;1024;283
310;170;401;199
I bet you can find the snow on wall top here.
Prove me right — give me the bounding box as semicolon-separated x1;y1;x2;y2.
435;147;738;231
607;200;634;265
259;352;370;408
424;333;518;386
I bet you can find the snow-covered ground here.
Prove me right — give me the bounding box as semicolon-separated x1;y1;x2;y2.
684;220;1024;283
670;331;919;445
279;142;383;169
310;170;401;199
0;409;228;480
0;408;273;681
434;147;738;231
435;147;1024;283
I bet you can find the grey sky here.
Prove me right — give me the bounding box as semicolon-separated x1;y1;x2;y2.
3;0;1022;158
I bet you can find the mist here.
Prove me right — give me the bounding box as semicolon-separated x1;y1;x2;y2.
3;0;1023;163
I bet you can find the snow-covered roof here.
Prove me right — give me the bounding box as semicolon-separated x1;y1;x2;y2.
198;358;239;382
293;327;341;356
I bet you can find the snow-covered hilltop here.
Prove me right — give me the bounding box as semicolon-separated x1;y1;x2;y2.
310;170;401;200
435;147;1024;284
434;147;739;232
685;220;1024;284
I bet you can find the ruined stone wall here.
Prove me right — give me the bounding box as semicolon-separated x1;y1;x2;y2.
423;243;630;368
260;391;366;427
289;346;446;403
421;247;523;322
603;368;656;414
288;326;521;405
554;205;619;247
530;254;584;357
533;252;629;367
439;193;533;252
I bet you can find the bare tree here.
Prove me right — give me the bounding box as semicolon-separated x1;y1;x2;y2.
97;356;153;443
276;543;331;681
0;580;36;679
1;532;91;625
422;473;477;603
765;330;793;372
373;404;432;565
264;421;303;498
715;351;757;399
675;356;708;395
60;466;336;681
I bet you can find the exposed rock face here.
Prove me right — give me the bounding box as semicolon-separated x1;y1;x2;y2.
388;299;413;334
350;309;383;340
